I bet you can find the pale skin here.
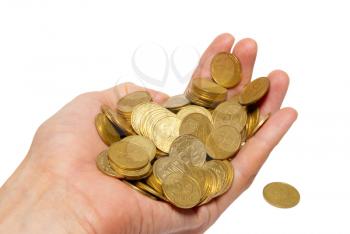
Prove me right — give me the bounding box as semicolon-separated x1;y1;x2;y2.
0;33;297;234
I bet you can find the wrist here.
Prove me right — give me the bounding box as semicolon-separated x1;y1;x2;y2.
0;156;95;234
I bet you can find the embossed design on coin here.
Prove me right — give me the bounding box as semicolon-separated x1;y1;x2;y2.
179;113;213;144
169;135;206;167
206;125;241;159
163;172;202;208
212;101;247;131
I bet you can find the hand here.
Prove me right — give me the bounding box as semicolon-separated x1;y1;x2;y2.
0;33;297;234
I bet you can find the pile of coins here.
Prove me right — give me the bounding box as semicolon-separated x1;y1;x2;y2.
95;52;273;209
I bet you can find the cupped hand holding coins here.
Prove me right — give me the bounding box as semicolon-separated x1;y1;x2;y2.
0;34;297;234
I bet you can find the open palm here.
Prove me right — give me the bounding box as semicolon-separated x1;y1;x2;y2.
22;33;297;234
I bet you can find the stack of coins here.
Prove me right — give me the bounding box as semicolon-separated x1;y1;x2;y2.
186;78;227;108
95;52;273;209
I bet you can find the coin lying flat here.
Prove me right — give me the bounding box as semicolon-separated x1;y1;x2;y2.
239;77;270;105
108;141;149;170
211;52;241;88
263;182;300;208
162;94;190;111
95;113;120;146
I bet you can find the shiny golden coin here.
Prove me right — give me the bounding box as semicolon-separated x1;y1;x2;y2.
246;107;260;138
179;113;213;144
152;116;180;153
239;77;270;105
177;105;213;123
211;52;241;88
212;101;247;132
95;113;120;146
162;94;190;110
153;157;186;183
122;181;158;201
96;150;123;178
252;113;270;135
204;160;230;197
117;91;152;114
169;135;206;167
206;125;241;159
163;172;202;209
121;135;156;161
263;182;300;208
101;105;136;136
108;141;149;170
145;172;163;194
131;102;160;135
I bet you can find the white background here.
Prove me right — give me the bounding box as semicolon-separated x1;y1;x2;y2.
0;0;349;233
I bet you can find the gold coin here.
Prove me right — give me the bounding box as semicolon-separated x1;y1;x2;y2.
134;181;166;200
263;182;300;208
212;101;247;132
122;181;158;201
211;52;241;88
153;157;186;183
121;135;156;162
206;125;241;159
227;94;240;104
131;102;160;135
246;107;260;138
96;150;123;178
163;172;202;209
162;94;190;110
145;172;163;194
204;160;227;197
179;113;213;144
186;78;227;108
169;135;206;167
152;116;180;153
191;78;227;97
252;113;270;135
155;149;168;158
111;161;152;180
117;91;152;114
108;141;149;170
177;105;213;123
239;77;270;105
95;113;120;146
101;104;136;136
